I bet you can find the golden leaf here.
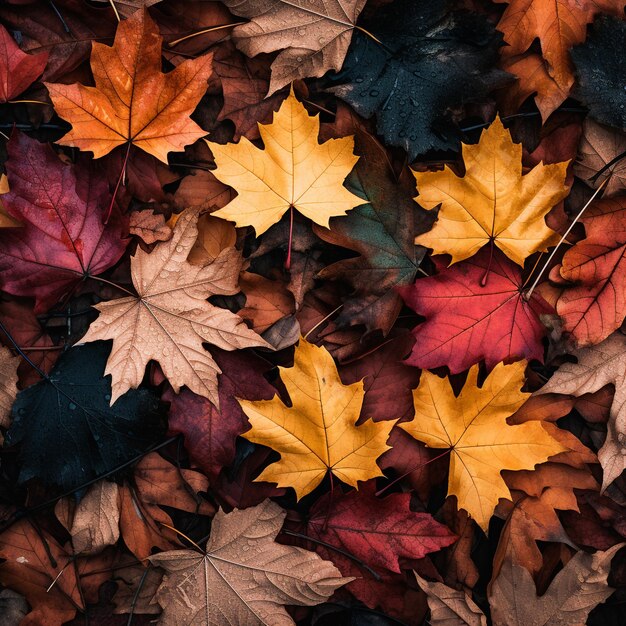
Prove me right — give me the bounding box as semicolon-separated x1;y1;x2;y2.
238;337;396;499
414;116;569;266
400;361;567;531
208;88;363;235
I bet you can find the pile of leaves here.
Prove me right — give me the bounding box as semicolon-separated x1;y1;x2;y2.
2;0;626;624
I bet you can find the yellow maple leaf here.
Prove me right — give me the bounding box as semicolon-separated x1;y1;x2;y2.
400;361;567;531
413;116;569;266
237;337;396;499
45;9;213;162
208;89;364;235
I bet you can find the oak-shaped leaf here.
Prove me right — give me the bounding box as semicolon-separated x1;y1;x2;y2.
81;209;270;407
414;116;569;266
46;8;214;162
0;23;47;102
223;0;366;95
488;544;623;626
537;332;626;491
400;361;567;530
553;197;626;346
238;337;396;499
306;484;456;574
330;0;509;160
572;17;626;131
399;249;553;373
165;348;276;480
5;342;166;491
0;132;128;314
149;500;350;625
209;88;363;235
314;130;434;334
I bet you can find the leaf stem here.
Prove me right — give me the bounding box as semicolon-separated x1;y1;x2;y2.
108;0;121;22
7;100;50;106
480;239;495;287
523;178;608;300
285;206;294;270
303;304;343;341
168;22;246;47
158;522;204;553
88;275;136;298
106;141;132;225
375;448;452;498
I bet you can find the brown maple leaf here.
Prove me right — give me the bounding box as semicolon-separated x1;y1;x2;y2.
81;209;270;407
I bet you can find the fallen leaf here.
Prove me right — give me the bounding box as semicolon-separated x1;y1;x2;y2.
575;119;626;196
92;0;162;17
414;115;569;266
81;209;269;407
537;332;626;491
165;348;276;480
415;574;486;626
238;271;295;333
0;346;19;430
400;361;567;530
223;0;366;95
488;544;623;625
0;23;47;102
494;0;624;112
209;88;363;235
129;209;172;245
314;130;433;334
6;342;167;490
46;9;213;161
149;500;350;625
238;336;396;499
0;132;128;313
399;249;553;373
306;484;456;573
69;481;120;555
572;16;626;130
331;0;509;160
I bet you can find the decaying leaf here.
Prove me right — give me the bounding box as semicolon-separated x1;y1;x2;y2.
149;500;350;625
238;337;396;499
81;209;269;407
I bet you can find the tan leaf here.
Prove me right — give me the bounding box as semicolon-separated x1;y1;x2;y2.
415;573;486;626
488;544;623;626
574;119;626;197
239;272;295;333
81;209;270;407
70;481;120;555
129;210;172;245
223;0;367;95
188;213;237;265
0;346;19;431
113;563;162;615
149;500;350;625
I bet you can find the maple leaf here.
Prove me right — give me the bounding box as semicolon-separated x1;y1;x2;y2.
399;249;553;373
148;500;350;625
129;209;172;246
414;115;569;266
314;130;434;334
45;9;213;162
554;197;626;345
209;88;363;235
223;0;366;95
575;120;626;196
400;361;567;531
6;343;166;490
572;16;626;130
488;545;623;626
0;23;47;102
306;484;456;574
331;0;509;160
0;132;128;314
80;209;270;407
165;348;276;480
537;332;626;491
237;337;396;499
